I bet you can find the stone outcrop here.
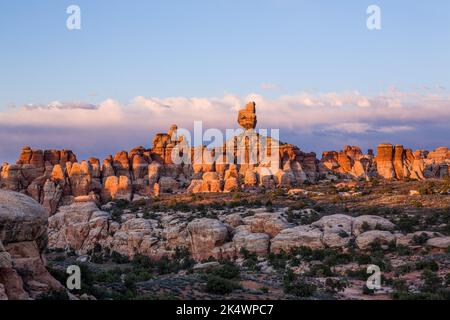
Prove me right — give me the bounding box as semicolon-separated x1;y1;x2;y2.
1;103;450;216
45;199;450;265
187;219;229;260
271;226;324;252
238;101;257;130
355;231;396;250
320;143;450;181
0;190;62;300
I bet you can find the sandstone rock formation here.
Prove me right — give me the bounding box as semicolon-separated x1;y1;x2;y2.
0;190;62;300
238;101;257;130
1;103;450;217
320;143;450;181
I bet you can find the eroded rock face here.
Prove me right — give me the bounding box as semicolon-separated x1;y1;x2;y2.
375;143;396;180
1;104;450;216
233;230;270;256
0;190;62;300
48;202;110;253
187;219;228;260
319;143;450;181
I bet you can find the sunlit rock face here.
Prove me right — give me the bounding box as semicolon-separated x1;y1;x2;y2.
319;142;450;182
237;101;257;130
1;102;450;212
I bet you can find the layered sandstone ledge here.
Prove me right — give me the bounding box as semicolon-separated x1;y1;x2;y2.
0;102;449;217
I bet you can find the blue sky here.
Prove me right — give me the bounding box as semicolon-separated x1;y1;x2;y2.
0;1;449;161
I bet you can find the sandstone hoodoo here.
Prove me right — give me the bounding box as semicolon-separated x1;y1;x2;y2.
1;102;450;301
0;102;449;217
238;101;257;130
320;143;449;181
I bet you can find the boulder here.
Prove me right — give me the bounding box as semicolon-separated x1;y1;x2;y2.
271;225;323;253
352;215;395;236
233;231;270;256
356;231;396;250
243;212;291;238
187;219;228;260
48;202;110;254
426;237;450;250
311;214;354;235
0;190;62;299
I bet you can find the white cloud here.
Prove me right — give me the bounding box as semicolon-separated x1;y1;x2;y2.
0;90;449;161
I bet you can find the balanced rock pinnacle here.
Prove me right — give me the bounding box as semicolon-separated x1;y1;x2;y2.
238;101;257;130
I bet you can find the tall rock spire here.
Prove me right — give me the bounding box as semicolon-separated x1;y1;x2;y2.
238;101;257;130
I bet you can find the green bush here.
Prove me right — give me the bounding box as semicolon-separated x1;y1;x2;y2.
325;278;347;294
283;270;316;298
37;289;70;300
307;263;334;277
412;233;430;245
111;251;130;264
395;215;419;233
362;284;375;295
208;262;240;279
415;259;439;272
421;270;443;292
205;275;241;295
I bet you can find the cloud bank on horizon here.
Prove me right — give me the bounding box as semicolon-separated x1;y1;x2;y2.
1;90;449;163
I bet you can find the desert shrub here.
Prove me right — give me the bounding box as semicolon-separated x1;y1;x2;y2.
239;248;260;271
46;265;68;285
421;270;443;293
355;253;372;265
412;232;430;245
142;208;157;219
346;268;368;281
283;269;316;298
395;215;419;233
362;284;375;295
415;259;439;272
410;200;423;208
361;221;371;233
306;263;334;277
395;263;414;276
325;278;347;294
418;182;436;195
205;275;241;295
299;210;321;225
208;262;240;279
231;192;242;200
111;209;123;222
111;251;130;264
260;286;269;293
395;245;412;256
113;199;130;209
274;188;287;197
94;268;123;283
37;289;70;300
288;201;307;211
268;251;289;270
392;279;408;292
